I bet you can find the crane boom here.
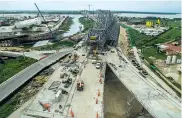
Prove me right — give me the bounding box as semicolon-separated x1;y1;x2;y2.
34;3;55;40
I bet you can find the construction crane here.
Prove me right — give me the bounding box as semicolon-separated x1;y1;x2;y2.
34;3;55;41
88;4;92;12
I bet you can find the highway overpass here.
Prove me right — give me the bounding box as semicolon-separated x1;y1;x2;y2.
105;47;181;118
0;50;59;59
0;48;73;103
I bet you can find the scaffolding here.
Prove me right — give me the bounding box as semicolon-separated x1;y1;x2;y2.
86;10;120;54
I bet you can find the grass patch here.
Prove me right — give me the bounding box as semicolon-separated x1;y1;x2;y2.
121;19;181;48
0;97;18;118
146;28;181;46
0;57;36;84
79;17;94;32
121;24;152;47
165;19;181;28
143;47;167;60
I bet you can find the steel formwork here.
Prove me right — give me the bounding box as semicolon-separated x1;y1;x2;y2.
86;10;119;53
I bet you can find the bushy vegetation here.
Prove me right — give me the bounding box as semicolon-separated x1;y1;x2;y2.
0;57;36;84
121;24;152;47
0;97;18;118
146;28;181;46
127;28;153;47
59;17;73;33
79;17;94;32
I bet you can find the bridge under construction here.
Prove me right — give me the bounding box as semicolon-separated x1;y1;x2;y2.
2;10;181;118
85;10;120;54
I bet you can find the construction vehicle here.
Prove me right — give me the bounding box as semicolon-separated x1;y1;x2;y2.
38;101;51;112
90;36;97;40
77;80;84;91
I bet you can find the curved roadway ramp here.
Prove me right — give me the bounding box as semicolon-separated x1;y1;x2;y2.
0;50;59;60
0;48;73;103
105;47;181;118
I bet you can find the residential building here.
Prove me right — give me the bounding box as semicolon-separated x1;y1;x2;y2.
159;44;181;55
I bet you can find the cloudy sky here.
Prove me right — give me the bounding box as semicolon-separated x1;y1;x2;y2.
0;0;181;13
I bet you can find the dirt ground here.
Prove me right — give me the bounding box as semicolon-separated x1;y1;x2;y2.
118;26;129;56
104;66;144;118
104;67;129;118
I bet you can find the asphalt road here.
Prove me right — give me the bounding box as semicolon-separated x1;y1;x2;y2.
0;49;73;103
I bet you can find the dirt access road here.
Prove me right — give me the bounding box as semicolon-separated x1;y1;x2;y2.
118;26;129;56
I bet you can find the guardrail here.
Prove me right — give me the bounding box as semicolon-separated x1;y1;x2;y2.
0;49;72;103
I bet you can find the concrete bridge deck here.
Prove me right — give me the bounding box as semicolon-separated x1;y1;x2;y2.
0;48;71;60
105;47;181;118
0;48;73;103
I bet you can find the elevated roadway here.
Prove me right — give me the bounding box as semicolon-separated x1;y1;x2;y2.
0;49;69;60
105;47;181;118
0;48;73;103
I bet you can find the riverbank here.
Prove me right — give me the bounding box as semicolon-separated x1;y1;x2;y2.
79;17;94;32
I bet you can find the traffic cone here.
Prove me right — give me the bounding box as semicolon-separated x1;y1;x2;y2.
70;108;74;117
96;98;98;104
98;90;100;96
96;112;99;118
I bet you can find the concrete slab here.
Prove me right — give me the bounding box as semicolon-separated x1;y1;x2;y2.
20;46;88;118
70;59;104;118
105;47;181;118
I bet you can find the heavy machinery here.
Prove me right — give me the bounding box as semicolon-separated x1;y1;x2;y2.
39;101;51;112
77;80;84;91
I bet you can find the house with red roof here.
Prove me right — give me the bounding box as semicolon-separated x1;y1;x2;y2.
159;44;181;55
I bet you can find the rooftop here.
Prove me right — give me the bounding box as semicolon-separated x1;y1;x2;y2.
163;44;181;53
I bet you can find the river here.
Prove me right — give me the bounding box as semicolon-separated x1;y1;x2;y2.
62;15;83;37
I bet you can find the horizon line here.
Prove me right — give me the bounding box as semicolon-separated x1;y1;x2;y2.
0;10;180;14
